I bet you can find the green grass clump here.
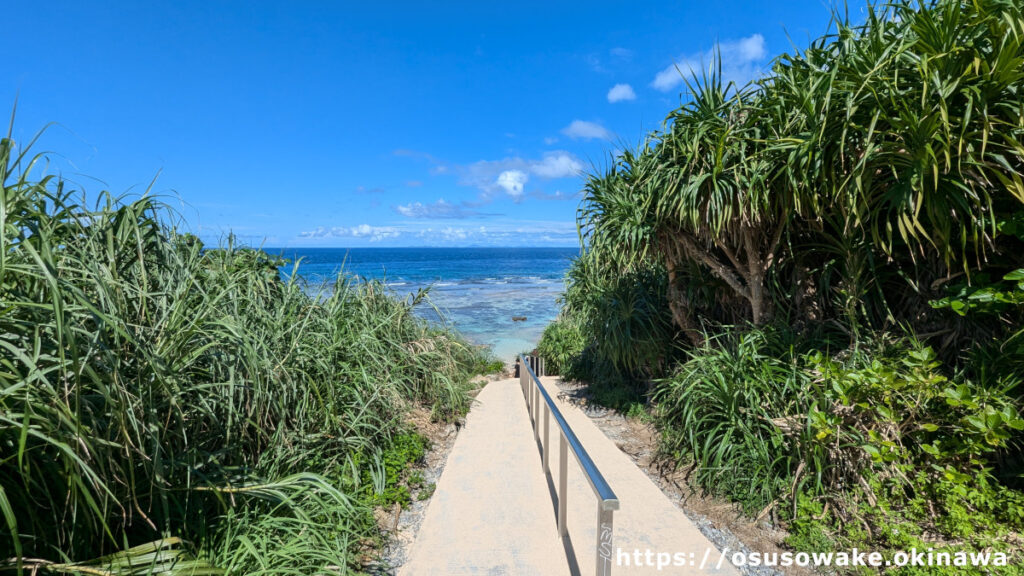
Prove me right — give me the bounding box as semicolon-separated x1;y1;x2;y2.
359;433;428;508
652;327;809;512
0;129;490;574
474;358;506;375
536;315;586;375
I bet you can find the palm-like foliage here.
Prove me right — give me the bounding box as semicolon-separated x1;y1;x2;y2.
575;0;1024;339
558;248;675;380
579;70;795;331
772;0;1024;267
652;74;791;327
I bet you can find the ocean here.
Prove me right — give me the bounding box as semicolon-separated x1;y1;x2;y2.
268;247;578;363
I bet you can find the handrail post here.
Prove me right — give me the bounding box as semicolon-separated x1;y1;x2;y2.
542;403;550;474
597;506;614;576
528;377;534;419
533;383;537;420
558;432;568;536
533;385;540;444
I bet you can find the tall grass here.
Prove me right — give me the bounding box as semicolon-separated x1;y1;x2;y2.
651;328;813;512
0;129;489;573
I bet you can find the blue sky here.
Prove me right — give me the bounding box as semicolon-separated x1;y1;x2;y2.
5;1;840;247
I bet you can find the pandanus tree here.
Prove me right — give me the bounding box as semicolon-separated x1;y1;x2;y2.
579;0;1024;342
650;76;795;328
575;148;677;369
832;0;1024;269
764;0;1024;332
580;73;796;335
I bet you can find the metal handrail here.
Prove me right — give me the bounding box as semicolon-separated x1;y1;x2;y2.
519;354;619;576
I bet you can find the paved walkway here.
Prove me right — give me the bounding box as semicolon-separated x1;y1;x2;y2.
400;377;738;575
400;378;572;575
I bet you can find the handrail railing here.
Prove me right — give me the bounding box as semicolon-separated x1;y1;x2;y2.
518;354;619;576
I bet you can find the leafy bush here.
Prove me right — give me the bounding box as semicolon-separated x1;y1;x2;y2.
652;327;812;511
536;314;585;375
802;342;1023;489
553;253;676;387
653;328;1024;567
356;432;428;509
792;340;1024;568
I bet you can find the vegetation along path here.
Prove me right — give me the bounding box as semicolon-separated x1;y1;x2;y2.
400;377;737;575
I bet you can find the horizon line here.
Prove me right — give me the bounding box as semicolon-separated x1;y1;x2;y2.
258;245;581;250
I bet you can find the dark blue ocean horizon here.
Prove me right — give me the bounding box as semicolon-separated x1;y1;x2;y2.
266;247;578;362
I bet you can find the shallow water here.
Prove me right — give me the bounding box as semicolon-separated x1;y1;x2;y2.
269;247;576;363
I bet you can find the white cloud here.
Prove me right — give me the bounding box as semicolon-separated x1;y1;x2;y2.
544;136;559;145
496;170;528;198
415;221;577;245
531;152;583;179
651;33;767;92
607;83;636;103
299;224;401;242
610;47;633;61
584;53;604;72
352;224;395;239
457;151;584;199
297;221;578;246
416;226;472;242
440;226;468;241
394;198;483;219
561;120;613;141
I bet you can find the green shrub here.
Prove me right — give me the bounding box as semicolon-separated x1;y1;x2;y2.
536;315;586;375
652;327;811;512
801;341;1024;493
567;260;675;380
359;433;428;508
792;339;1024;568
653;327;1024;566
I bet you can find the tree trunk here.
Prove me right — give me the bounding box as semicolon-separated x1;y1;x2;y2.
743;227;772;325
666;257;705;346
668;283;705;346
671;221;781;327
748;271;766;325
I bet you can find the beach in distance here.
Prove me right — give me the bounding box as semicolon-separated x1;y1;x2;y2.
269;246;578;363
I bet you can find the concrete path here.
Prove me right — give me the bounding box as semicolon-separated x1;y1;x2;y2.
400;377;738;575
400;378;572;575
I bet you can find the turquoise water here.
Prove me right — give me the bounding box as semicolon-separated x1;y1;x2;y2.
268;247;577;363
